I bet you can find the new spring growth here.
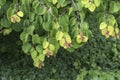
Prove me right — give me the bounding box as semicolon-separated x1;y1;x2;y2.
10;11;24;23
43;40;55;57
56;31;72;49
76;31;88;43
99;22;119;39
81;0;101;12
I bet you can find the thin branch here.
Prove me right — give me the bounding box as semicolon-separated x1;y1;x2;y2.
71;0;78;10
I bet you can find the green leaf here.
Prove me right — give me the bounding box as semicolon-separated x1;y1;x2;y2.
48;38;60;53
72;39;83;49
59;38;65;47
80;11;85;21
32;34;41;44
35;6;46;15
81;0;89;5
39;54;45;62
64;32;71;43
26;25;35;35
17;11;24;17
58;0;65;6
32;0;39;9
7;6;16;20
43;22;52;31
0;17;11;27
94;0;101;7
67;47;75;52
43;40;49;49
51;7;58;16
3;28;12;35
11;22;23;32
53;22;60;30
29;12;35;22
20;32;29;42
76;36;82;43
33;57;40;67
49;44;55;51
99;22;107;30
43;49;47;55
115;28;119;33
108;26;114;35
70;17;77;27
52;0;57;4
69;7;73;15
29;47;35;53
0;0;6;6
56;31;63;41
22;42;32;53
21;0;30;13
36;45;43;53
43;13;51;22
23;19;30;27
77;0;83;11
59;15;69;32
88;3;96;12
80;22;89;34
108;15;116;26
31;50;38;60
109;1;120;13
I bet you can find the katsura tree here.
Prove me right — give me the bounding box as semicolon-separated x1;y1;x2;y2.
0;0;120;68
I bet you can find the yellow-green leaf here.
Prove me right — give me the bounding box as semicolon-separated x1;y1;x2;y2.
76;35;82;43
43;40;49;49
56;31;63;41
115;27;119;33
108;26;114;35
17;11;24;17
69;7;73;15
64;32;71;43
53;22;60;30
101;28;107;35
52;0;57;5
31;50;37;60
82;36;88;42
88;3;96;12
39;54;45;62
49;44;55;51
94;0;101;7
81;0;89;4
99;22;107;30
43;49;47;55
11;15;21;23
59;38;65;47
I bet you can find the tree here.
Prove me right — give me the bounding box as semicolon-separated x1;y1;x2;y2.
0;0;120;68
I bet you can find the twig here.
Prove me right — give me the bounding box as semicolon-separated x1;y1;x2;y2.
71;0;78;10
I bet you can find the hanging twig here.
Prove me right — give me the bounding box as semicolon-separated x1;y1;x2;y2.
71;0;78;10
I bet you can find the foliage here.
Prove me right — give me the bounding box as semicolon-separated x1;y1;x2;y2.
76;69;120;80
0;0;120;69
0;18;120;79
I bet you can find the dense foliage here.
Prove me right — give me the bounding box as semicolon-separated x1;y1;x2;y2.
0;26;120;79
0;0;120;71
